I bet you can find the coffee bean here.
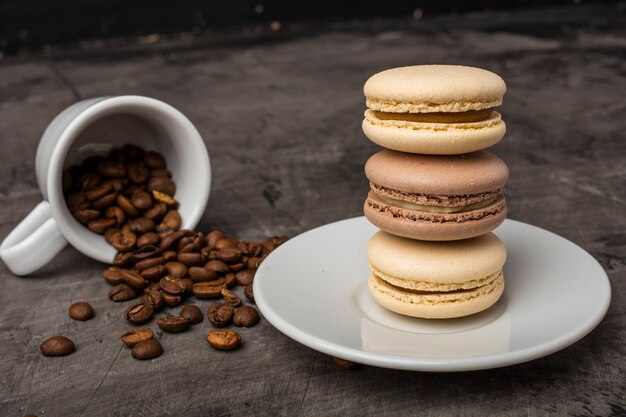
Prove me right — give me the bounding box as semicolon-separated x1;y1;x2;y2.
92;191;118;209
127;162;150;184
104;178;125;193
136;232;160;249
207;302;234;327
165;261;188;278
233;306;260;327
221;288;242;307
102;266;125;285
143;151;167;169
105;206;126;227
162;210;182;230
131;191;153;210
79;171;101;190
113;251;134;267
246;242;263;257
160;276;186;295
110;229;137;252
150;168;172;178
85;182;114;201
161;291;183;307
228;262;246;273
147;177;176;196
215;238;239;250
87;218;116;234
205;260;229;275
215;249;241;264
97;160;126;177
120;269;149;289
104;228;120;244
141;265;168;281
132;245;161;261
66;191;88;210
68;301;95;321
206;330;240;351
157;316;190;333
162;250;178;262
180;304;203;324
125;302;154;324
122;144;145;161
144;286;164;311
188;266;216;282
177;252;205;267
135;256;164;271
109;283;139;301
144;203;167;222
244;284;254;302
225;273;236;288
132;339;163;360
247;257;263;269
206;230;225;248
159;229;192;251
152;190;177;206
235;269;256;286
116;194;140;216
182;278;194;297
193;279;225;299
333;357;360;370
129;217;155;234
121;328;153;347
72;209;100;224
40;336;75;356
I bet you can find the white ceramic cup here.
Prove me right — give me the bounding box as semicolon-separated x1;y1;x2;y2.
0;95;211;276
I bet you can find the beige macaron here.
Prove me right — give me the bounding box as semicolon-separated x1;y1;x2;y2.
363;65;506;154
367;230;506;319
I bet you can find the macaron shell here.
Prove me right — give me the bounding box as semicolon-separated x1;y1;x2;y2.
365;149;509;196
368;272;505;319
366;230;507;283
364;65;506;112
362;113;506;155
364;197;507;241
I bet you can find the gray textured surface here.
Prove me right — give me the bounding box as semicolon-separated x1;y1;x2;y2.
1;3;625;416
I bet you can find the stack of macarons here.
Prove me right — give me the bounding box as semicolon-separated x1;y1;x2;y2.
362;65;509;319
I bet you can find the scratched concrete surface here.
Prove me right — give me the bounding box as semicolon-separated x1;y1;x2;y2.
0;2;625;416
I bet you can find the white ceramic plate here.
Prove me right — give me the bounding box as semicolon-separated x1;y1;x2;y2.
254;217;611;372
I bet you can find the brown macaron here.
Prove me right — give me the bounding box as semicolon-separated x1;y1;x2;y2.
364;150;508;241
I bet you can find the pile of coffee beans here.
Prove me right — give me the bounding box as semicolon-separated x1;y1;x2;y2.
58;144;288;361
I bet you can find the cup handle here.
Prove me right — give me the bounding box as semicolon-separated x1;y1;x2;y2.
0;201;68;276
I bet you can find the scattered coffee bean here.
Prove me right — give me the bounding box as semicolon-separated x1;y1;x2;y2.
121;328;154;347
160;276;186;295
141;264;168;281
135;256;165;271
110;229;137;252
193;280;225;299
221;288;242;307
68;301;95;321
244;284;254;303
225;273;236;288
180;304;203;324
40;336;75;356
125;302;153;324
137;232;160;248
333;357;360;370
102;266;124;285
109;283;139;301
207;302;234;327
120;268;149;289
161;291;183;307
132;339;163;360
188;266;216;282
233;306;260;327
206;330;240;351
235;269;255;286
157;316;191;333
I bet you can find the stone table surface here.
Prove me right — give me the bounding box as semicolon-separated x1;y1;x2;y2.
0;3;625;416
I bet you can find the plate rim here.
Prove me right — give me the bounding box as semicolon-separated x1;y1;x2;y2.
254;217;611;372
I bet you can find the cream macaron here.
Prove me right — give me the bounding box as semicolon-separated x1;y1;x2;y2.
362;65;506;154
364;149;508;241
367;230;506;319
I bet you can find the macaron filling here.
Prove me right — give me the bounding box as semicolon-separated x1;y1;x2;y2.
369;271;504;305
378;194;498;214
370;108;493;123
365;97;503;114
364;109;503;132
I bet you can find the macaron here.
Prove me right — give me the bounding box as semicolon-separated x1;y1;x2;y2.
362;65;506;155
367;230;506;319
364;149;508;241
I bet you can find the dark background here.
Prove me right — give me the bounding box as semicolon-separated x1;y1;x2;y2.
0;0;618;56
